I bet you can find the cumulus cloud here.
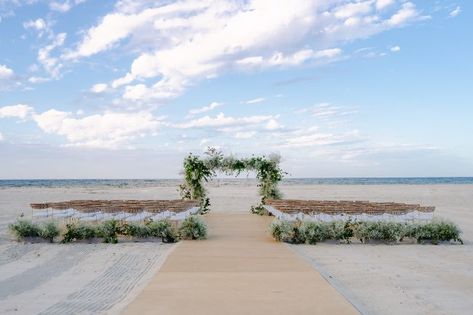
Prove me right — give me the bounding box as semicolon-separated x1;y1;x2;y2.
390;45;400;52
62;0;428;103
0;64;14;79
188;102;222;116
33;110;161;149
0;104;34;120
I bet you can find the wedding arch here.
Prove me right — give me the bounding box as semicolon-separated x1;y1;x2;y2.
179;148;286;213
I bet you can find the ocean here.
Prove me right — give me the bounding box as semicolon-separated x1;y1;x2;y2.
0;177;472;188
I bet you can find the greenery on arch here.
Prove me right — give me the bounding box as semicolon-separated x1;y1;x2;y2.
179;148;286;213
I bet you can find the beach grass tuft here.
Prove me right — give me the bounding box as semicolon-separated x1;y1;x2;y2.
9;220;41;240
39;221;60;243
271;219;463;245
62;222;97;243
9;217;205;244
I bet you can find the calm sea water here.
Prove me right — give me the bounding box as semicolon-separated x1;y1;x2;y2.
0;177;472;188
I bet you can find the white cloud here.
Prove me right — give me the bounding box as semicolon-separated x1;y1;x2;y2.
338;143;437;161
50;1;72;12
237;48;342;68
245;97;265;104
177;112;276;129
0;132;4;141
0;104;34;120
235;131;256;139
376;0;395;11
296;103;358;119
122;76;185;100
0;64;14;79
63;1;208;60
28;76;51;84
390;45;400;52
449;6;461;18
63;0;427;103
281;128;361;148
63;12;146;59
265;119;280;130
385;2;429;27
23;18;47;31
90;83;108;93
49;1;86;13
37;32;67;79
334;1;373;19
33;110;161;149
188;102;222;116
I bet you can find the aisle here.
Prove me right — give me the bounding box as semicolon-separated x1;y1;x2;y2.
123;212;359;315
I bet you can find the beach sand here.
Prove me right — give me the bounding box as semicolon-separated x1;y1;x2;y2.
281;184;473;315
0;183;472;314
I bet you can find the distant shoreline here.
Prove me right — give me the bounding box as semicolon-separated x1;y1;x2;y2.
1;177;473;188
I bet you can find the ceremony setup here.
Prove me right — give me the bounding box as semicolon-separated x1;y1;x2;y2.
10;149;461;247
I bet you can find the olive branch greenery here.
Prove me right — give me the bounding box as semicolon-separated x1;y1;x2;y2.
179;147;286;213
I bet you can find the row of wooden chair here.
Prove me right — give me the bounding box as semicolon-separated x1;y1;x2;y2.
265;199;435;215
30;199;199;213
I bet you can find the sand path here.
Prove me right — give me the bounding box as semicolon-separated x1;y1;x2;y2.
123;212;359;315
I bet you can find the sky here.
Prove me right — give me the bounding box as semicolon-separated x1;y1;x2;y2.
0;0;472;179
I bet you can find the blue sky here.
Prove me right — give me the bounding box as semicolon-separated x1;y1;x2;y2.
0;0;471;179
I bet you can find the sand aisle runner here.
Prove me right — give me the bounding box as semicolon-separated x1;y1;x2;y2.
123;212;359;315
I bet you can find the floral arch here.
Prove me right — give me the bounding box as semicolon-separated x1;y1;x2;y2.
179;148;286;213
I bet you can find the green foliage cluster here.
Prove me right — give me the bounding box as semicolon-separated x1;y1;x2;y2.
270;219;463;245
39;221;61;243
61;219;182;243
148;220;180;243
180;148;286;213
178;216;207;240
9;220;60;243
10;216;207;244
97;219;120;243
61;222;97;243
250;204;270;216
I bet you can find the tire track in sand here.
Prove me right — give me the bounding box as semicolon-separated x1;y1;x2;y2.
40;249;165;315
0;245;94;299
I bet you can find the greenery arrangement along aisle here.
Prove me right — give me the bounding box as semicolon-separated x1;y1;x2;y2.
8;216;207;244
179;147;286;213
270;219;463;245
